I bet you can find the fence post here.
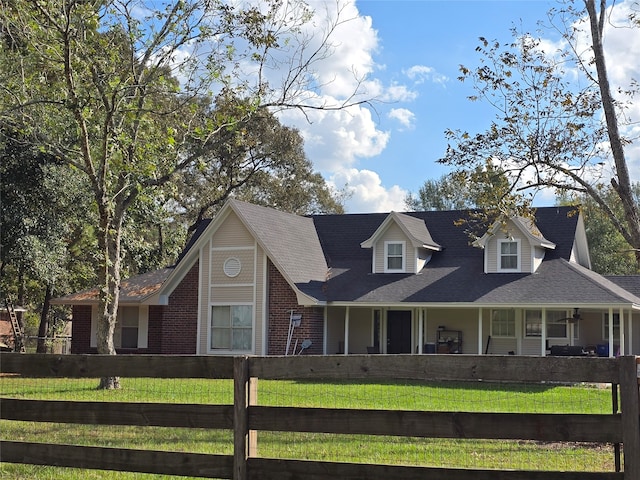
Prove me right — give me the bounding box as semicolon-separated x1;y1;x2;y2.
234;356;249;480
249;377;258;457
620;356;640;479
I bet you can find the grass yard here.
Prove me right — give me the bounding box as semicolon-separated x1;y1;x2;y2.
0;376;619;479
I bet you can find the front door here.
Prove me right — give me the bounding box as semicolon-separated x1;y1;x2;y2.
387;310;412;354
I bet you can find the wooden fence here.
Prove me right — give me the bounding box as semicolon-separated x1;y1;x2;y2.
1;353;639;480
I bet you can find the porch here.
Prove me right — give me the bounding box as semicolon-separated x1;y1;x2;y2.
324;306;639;357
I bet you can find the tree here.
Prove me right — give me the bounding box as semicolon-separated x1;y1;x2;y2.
406;165;510;212
0;126;96;352
440;0;640;265
1;0;368;387
175;93;343;235
558;186;640;275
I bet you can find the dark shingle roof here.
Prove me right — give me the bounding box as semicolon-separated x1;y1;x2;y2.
302;205;640;306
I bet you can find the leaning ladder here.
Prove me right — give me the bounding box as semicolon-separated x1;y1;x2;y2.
5;298;25;353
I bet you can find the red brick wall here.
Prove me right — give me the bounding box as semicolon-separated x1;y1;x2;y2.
71;305;92;354
267;261;324;355
159;263;199;354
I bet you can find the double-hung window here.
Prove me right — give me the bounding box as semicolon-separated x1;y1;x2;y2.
491;309;515;337
115;306;139;349
603;313;620;341
498;239;520;272
385;241;405;272
211;305;253;352
524;310;569;338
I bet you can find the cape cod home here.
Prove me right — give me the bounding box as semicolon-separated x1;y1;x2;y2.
53;199;640;357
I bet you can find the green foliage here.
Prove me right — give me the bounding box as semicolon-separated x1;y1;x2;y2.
558;186;640;275
439;3;640;265
406;165;511;212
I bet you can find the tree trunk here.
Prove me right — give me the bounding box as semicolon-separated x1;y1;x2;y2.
36;284;52;353
586;0;640;268
96;211;123;390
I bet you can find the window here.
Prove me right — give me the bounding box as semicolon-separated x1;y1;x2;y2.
115;306;139;349
498;239;519;271
211;305;253;351
491;309;515;337
385;241;405;272
603;313;620;340
525;310;568;338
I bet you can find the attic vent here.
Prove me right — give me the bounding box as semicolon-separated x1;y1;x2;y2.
223;257;241;278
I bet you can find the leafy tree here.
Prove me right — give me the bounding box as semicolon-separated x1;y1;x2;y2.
175;94;343;235
406;165;510;212
1;0;367;387
559;187;640;275
0;127;96;352
440;0;640;265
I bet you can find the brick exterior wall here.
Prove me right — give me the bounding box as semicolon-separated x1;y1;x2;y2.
267;261;324;355
70;260;326;356
71;305;92;354
159;263;199;354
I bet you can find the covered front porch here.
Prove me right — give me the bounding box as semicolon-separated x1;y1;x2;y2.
324;305;639;357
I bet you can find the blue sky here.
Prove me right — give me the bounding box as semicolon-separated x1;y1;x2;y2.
273;0;640;213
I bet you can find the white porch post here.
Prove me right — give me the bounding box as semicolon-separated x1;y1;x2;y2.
323;308;328;355
344;306;350;356
541;308;547;357
619;308;625;356
477;309;483;354
629;310;634;355
608;307;614;358
418;308;424;354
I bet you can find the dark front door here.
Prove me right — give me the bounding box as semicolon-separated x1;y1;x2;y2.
387;310;412;354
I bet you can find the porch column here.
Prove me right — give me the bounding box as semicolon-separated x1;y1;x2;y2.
477;309;483;354
608;307;614;358
323;308;328;355
541;309;547;357
343;306;350;356
619;308;625;356
629;310;634;355
418;309;424;354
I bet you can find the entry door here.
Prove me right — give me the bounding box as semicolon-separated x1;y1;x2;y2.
387;310;412;354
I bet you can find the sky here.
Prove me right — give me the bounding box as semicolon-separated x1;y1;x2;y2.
272;0;640;213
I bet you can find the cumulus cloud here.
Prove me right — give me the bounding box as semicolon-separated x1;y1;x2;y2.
329;168;408;213
403;65;449;86
388;108;416;130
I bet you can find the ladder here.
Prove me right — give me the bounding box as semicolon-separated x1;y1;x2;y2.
5;298;25;353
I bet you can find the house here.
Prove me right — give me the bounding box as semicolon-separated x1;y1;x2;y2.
53;199;640;357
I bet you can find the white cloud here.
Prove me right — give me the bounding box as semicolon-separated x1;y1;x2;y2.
329;168;408;213
388;108;415;130
403;64;449;86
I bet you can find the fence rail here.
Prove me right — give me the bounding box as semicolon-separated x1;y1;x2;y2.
1;353;639;480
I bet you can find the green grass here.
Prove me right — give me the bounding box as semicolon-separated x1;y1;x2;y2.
0;376;619;478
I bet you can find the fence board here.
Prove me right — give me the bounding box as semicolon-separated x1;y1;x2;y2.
1;440;233;478
250;355;620;383
1;398;233;429
249;406;622;443
0;353;234;378
247;458;623;480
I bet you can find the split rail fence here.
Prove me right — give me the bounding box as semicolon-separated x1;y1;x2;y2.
1;353;640;479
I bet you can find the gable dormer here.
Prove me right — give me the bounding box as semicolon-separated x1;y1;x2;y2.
360;212;442;274
474;217;555;274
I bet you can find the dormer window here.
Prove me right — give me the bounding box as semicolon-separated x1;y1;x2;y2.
385;241;405;272
498;239;520;272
